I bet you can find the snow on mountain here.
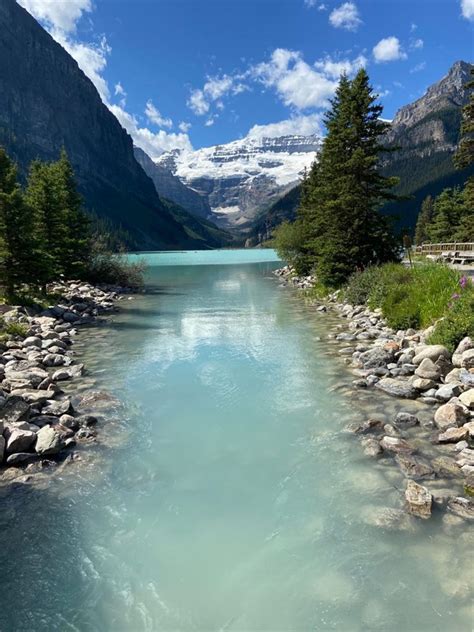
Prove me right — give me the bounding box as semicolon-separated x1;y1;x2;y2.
155;134;321;230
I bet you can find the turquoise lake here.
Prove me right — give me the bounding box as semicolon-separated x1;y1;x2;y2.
0;250;472;631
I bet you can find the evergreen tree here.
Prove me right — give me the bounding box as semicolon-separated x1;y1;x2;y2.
0;148;37;295
414;195;435;245
426;187;466;243
454;68;474;240
295;70;398;286
55;150;91;278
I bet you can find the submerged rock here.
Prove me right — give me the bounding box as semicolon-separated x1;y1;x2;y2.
405;480;432;519
380;436;414;454
393;412;419;428
395;454;434;480
447;497;474;520
375;378;417;399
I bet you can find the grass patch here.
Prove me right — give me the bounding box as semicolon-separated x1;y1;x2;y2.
0;320;29;338
343;262;473;344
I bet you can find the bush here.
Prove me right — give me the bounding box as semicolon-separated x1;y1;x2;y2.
271;220;312;275
428;285;474;351
84;239;146;287
0;321;28;337
342;261;465;331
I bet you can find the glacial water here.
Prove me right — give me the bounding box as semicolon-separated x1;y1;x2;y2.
0;250;472;631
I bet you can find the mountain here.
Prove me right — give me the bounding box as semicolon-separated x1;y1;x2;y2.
155;134;320;232
380;60;473;229
133;146;213;220
248;60;473;244
133;147;233;248
0;0;223;250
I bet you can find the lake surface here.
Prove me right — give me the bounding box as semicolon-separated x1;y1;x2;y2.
1;250;472;631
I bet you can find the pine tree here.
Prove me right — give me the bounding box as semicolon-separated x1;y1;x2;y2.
25;159;68;289
296;70;398;286
427;187;466;243
55;150;91;278
414;195;435;245
0;148;37;295
454;68;474;239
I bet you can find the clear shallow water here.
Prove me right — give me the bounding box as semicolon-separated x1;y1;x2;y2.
1;250;472;631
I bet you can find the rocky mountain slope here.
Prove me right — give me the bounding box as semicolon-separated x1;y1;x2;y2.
0;0;224;250
155;135;320;231
247;60;473;244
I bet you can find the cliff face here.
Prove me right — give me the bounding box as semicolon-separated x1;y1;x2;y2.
0;0;203;250
133;147;212;220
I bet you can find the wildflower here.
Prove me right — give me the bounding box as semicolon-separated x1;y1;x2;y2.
451;293;460;300
460;275;468;289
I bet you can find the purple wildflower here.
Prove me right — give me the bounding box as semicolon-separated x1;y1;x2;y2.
451;293;460;300
460;276;468;289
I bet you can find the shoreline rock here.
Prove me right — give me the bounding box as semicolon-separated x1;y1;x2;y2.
0;279;134;483
274;265;474;525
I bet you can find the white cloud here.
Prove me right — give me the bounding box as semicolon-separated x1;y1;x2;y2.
304;0;326;7
410;61;426;73
109;105;192;160
115;82;126;97
251;48;338;109
411;38;424;50
461;0;474;20
145;100;173;129
314;54;367;79
373;37;407;63
318;3;327;10
53;31;112;101
329;2;362;31
179;121;192;133
247;114;323;139
187;74;248;116
18;0;91;33
410;23;417;31
204;117;215;127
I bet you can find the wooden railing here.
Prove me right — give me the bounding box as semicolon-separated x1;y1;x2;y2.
415;242;474;255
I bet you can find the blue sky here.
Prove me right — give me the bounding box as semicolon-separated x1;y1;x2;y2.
18;0;474;158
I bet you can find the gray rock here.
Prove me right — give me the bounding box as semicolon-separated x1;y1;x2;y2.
9;389;51;404
375;378;417;399
42;398;72;416
452;337;474;367
0;435;5;462
405;480;432;519
438;426;469;444
445;368;462;383
447;497;474;520
6;452;38;466
434;402;468;429
412;345;450;365
358;346;394;369
459;369;474;387
412;377;436;391
459;388;474;409
380;436;414;454
435;383;462;402
0;396;30;423
59;414;79;430
394;412;419;428
42;353;65;367
22;336;42;348
396;454;434;479
361;437;383;457
414;358;441;381
35;425;65;455
6;428;36;454
461;349;474;369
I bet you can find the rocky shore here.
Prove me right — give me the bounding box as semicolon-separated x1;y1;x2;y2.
0;281;132;484
275;265;474;524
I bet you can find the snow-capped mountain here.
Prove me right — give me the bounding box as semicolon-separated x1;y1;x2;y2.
155;134;321;230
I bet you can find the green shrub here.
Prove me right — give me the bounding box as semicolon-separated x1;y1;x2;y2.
83;238;146;287
428;288;474;351
1;321;28;337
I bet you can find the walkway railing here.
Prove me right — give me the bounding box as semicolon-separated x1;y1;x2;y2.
414;242;474;266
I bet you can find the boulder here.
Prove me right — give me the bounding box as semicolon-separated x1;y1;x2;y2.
434;402;468;430
59;414;79;430
432;456;461;477
0;396;30;423
461;349;474;369
380;436;414;454
435;383;462;402
375;378;417;399
0;436;5;462
447;497;474;520
42;398;72;416
358;346;394;369
412;377;436;391
35;425;65;456
361;437;383;457
9;389;51;404
394;412;419;428
395;454;434;479
405;480;432;519
438;426;469;444
346;419;384;434
22;336;42;348
6;429;36;454
460;369;474;387
452;337;474;367
459;388;474;409
412;345;450;366
42;353;65;367
445;368;462;384
463;421;474;438
414;358;441;381
6;452;38;466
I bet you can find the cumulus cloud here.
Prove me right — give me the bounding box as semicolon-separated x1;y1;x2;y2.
314;54;367;79
18;0;92;33
247;114;323;139
461;0;474;19
329;2;362;31
304;0;326;8
251;48;337;109
373;37;407;63
109;105;192;160
188;74;247;116
178;121;192;133
145;100;173;129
